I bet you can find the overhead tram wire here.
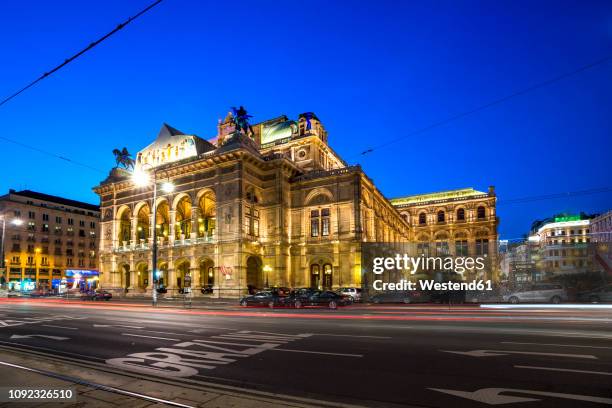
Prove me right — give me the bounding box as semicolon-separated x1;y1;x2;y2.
0;0;164;108
356;52;612;158
497;187;612;205
0;135;105;173
0;0;164;173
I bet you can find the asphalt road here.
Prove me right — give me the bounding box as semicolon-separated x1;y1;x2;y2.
0;299;610;408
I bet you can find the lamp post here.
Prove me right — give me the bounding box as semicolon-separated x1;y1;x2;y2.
0;216;23;288
133;166;173;306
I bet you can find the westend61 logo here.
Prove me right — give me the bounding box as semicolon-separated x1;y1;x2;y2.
361;242;494;292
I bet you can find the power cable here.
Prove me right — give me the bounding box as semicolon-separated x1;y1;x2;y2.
356;52;612;157
0;0;164;173
0;0;164;108
497;187;612;205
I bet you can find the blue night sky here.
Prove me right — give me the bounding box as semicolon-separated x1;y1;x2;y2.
0;0;611;239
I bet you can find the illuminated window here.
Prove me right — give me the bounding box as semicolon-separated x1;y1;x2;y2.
321;208;330;236
476;239;489;255
456;208;465;221
244;205;259;237
477;206;486;220
310;210;319;237
418;213;427;225
455;240;468;256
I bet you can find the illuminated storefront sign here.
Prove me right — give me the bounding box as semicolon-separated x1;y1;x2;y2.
554;215;581;222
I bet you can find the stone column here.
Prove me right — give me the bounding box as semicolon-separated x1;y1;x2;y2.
131;216;138;248
190;266;200;297
191;207;200;240
169;210;177;245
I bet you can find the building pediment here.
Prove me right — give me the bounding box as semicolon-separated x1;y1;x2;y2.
135;123;215;170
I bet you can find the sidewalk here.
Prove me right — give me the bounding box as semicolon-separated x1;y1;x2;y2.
0;349;340;408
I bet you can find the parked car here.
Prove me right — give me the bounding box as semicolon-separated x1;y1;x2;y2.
156;286;168;294
81;290;113;301
265;286;292;296
28;288;54;297
240;291;286;308
369;290;431;304
464;289;503;303
337;287;362;302
430;289;466;304
576;285;612;303
370;291;409;304
502;283;568;304
304;290;349;309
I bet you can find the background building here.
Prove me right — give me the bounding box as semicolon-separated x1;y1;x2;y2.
528;214;593;277
0;189;100;290
390;188;499;280
590;210;612;276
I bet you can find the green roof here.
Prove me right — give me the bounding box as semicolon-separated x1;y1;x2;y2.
390;188;486;206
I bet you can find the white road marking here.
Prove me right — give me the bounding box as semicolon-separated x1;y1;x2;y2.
270;348;363;357
503;341;612;350
94;324;144;329
440;349;597;359
307;333;391;339
515;365;612;376
138;330;188;336
189;327;235;333
42;325;78;330
429;387;612;405
212;335;289;343
10;334;69;341
121;333;179;341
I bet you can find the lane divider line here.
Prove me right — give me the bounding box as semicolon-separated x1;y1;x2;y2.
514;365;612;376
121;333;180;341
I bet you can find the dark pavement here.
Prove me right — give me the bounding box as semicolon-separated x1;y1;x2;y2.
0;298;610;407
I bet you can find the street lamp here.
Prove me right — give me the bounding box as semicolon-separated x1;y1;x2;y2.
1;216;23;287
132;166;174;306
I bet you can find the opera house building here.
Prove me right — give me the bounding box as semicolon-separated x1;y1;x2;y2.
94;111;498;297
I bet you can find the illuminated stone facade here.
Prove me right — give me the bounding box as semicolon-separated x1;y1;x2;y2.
94;112;500;297
390;188;499;280
94;114;411;298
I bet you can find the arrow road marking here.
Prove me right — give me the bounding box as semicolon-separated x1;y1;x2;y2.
440;349;597;359
93;324;144;329
10;334;69;341
515;365;612;376
429;387;612;405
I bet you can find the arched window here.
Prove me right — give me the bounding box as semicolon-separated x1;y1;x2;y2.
477;206;486;220
310;264;320;289
198;191;216;238
418;212;427;225
136;204;150;241
456;208;465;221
323;264;333;289
175;196;192;239
437;211;445;223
